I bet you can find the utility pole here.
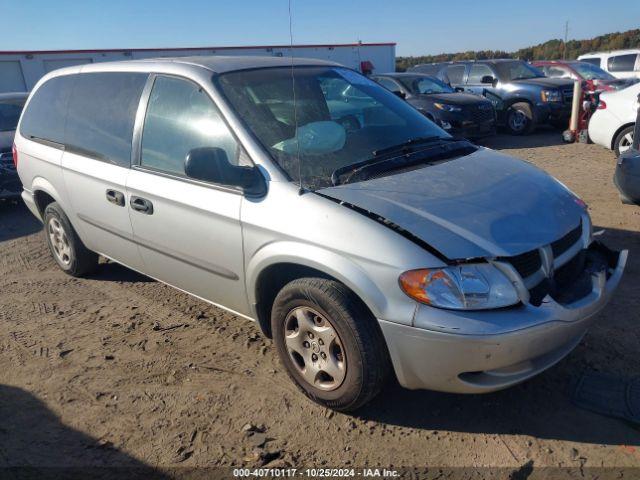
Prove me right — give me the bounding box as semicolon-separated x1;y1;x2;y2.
563;20;569;59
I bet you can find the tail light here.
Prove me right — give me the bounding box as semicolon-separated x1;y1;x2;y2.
11;143;18;168
597;100;607;110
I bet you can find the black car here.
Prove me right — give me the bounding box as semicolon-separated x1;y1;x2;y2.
409;59;575;135
0;92;28;199
371;73;496;139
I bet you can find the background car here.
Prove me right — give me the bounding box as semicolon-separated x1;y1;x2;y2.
588;81;640;155
371;73;496;139
410;59;574;134
578;49;640;79
531;60;639;92
0;92;28;199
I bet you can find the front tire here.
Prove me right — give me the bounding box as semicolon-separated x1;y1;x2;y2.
271;278;390;412
614;125;634;156
505;102;534;135
44;202;98;277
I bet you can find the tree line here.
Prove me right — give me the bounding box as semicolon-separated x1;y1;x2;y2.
396;28;640;71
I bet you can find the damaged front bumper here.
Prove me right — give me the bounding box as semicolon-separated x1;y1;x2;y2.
379;242;628;393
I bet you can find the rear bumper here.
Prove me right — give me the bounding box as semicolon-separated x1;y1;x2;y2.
21;189;42;221
379;247;627;393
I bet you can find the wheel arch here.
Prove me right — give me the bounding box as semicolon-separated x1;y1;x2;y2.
31;177;63;217
247;243;389;338
610;122;635;151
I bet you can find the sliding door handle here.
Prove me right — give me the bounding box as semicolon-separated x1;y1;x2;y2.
130;196;154;215
106;189;125;207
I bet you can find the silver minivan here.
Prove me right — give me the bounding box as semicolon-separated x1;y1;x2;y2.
15;56;627;411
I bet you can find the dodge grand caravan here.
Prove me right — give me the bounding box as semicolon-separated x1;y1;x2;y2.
15;57;627;411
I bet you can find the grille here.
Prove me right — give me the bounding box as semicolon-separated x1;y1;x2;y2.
469;105;494;123
562;88;574;105
503;249;542;278
551;222;582;257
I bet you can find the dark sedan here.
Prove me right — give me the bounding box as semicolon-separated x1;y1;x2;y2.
371;73;496;139
0;92;28;199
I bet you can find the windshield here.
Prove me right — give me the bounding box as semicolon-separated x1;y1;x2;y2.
493;61;544;82
217;66;448;189
404;76;454;94
0;98;26;132
572;62;616;80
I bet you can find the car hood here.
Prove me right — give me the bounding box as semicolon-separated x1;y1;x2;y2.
0;131;14;153
511;77;574;89
318;148;585;260
415;92;488;106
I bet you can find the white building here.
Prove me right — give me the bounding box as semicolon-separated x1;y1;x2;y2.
0;42;396;93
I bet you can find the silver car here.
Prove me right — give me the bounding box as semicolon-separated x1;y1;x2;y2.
15;57;627;411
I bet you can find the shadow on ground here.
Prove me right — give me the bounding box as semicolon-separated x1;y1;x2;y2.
358;226;640;447
0;200;41;242
0;384;169;479
479;129;566;150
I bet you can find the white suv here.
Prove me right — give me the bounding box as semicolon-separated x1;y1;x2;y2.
578;49;640;80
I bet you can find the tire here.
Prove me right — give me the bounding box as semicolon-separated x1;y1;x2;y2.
43;202;98;277
505;102;535;135
614;125;635;157
271;277;390;412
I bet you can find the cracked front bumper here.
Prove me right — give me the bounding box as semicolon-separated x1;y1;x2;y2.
379;247;628;393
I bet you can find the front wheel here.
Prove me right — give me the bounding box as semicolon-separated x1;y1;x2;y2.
614;125;634;156
271;278;390;412
505;102;534;135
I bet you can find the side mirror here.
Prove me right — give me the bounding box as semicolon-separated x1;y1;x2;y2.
393;90;406;99
185;147;265;196
481;75;496;85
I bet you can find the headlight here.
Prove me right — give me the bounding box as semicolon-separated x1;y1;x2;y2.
434;102;462;112
541;90;562;102
399;264;520;310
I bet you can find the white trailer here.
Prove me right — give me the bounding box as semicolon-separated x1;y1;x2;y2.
0;42;396;93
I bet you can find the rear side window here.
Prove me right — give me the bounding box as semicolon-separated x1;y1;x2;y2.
443;65;465;85
20;75;75;144
607;54;638;72
65;72;148;167
580;57;601;67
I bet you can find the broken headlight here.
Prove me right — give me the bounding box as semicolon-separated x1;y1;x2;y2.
399;264;520;310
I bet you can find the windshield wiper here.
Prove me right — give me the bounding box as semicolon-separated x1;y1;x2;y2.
330;138;474;186
372;135;455;157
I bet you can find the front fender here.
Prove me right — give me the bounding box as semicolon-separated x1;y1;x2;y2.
246;241;392;321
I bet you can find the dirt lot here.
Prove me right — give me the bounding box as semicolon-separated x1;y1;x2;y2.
0;131;639;476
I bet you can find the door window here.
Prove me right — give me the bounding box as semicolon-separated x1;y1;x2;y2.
65;72;148;167
607;54;639;72
376;77;401;92
140;75;239;177
442;65;466;85
467;64;494;84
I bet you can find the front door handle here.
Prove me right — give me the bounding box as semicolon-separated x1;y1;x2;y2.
130;196;154;215
106;189;125;207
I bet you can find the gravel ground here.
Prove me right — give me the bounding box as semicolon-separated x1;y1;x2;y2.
0;131;639;476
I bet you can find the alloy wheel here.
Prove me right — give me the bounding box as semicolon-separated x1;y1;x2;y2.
48;217;72;266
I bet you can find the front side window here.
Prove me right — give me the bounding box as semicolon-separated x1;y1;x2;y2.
607;54;638;72
65;72;148;167
0;97;26;132
493;61;544;82
467;64;494;84
572;62;615;80
218;66;448;189
140;75;239;176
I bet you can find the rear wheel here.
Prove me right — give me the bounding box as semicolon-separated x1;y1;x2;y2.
614;125;634;156
505;102;534;135
44;202;98;277
271;277;390;411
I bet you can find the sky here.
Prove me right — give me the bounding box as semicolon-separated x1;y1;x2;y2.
2;0;639;57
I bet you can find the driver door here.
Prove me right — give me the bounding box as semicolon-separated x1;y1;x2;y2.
126;74;250;316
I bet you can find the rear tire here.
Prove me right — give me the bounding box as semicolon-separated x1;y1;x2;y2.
44;202;98;277
505;102;534;135
614;125;634;157
271;277;390;412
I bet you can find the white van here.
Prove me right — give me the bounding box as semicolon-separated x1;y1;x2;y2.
577;49;640;80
